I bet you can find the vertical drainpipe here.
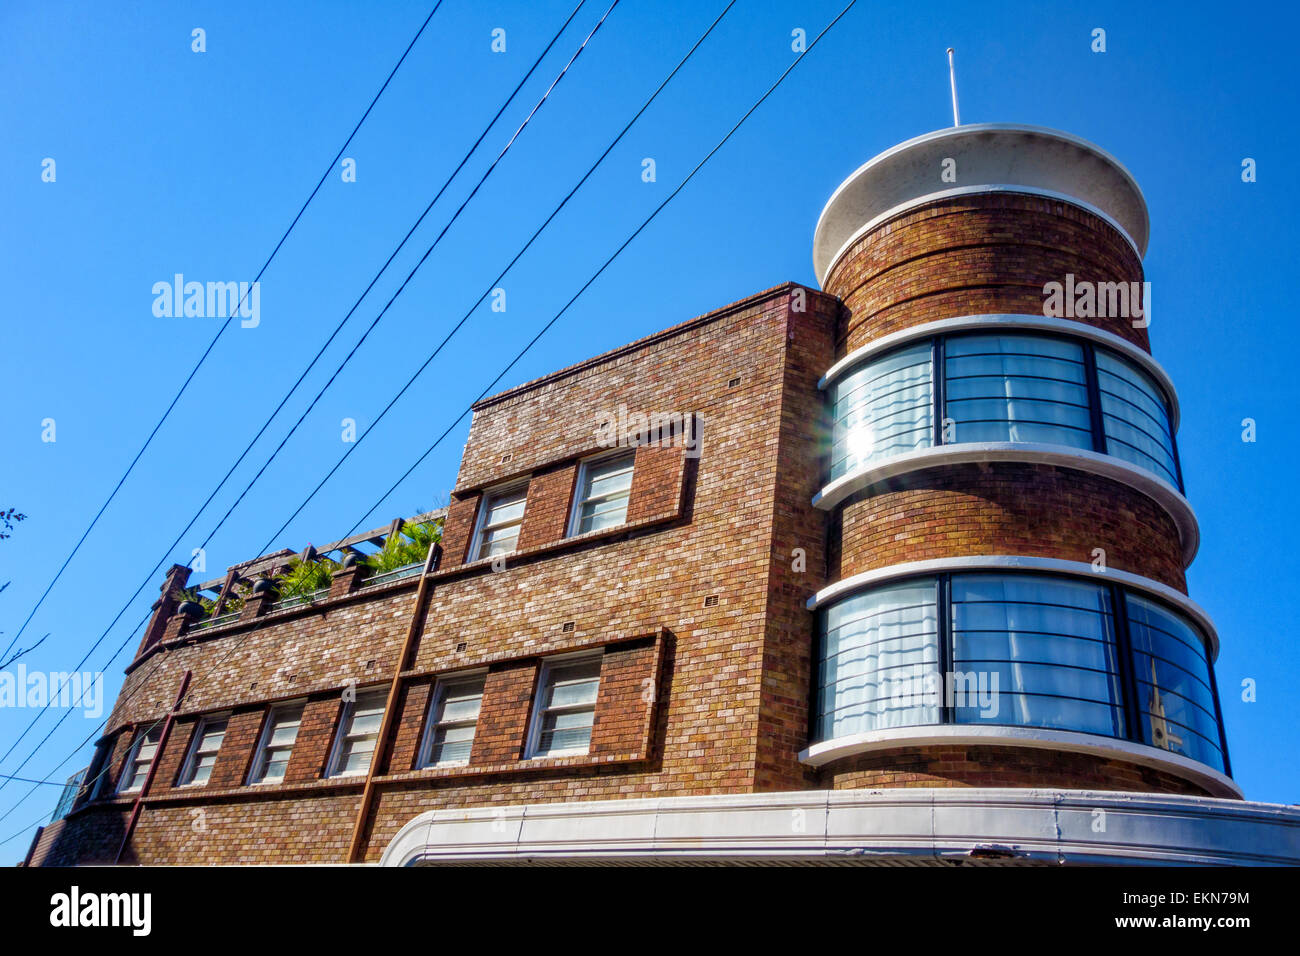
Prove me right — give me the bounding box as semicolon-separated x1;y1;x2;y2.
345;540;442;864
114;667;191;864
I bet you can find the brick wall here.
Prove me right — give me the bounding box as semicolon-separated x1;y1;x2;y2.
469;659;538;765
833;463;1188;591
517;464;577;550
820;745;1211;796
823;193;1149;356
590;635;663;757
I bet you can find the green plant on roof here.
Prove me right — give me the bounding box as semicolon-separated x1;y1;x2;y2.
366;516;443;574
174;586;215;616
279;557;339;597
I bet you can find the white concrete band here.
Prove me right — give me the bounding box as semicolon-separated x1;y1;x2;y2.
818;313;1179;431
811;443;1200;565
382;787;1298;866
812;124;1151;284
799;725;1240;799
805;553;1219;658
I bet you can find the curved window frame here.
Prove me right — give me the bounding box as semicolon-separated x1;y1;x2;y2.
812;571;1229;774
827;330;1184;491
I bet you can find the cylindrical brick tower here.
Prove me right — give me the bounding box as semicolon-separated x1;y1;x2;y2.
803;124;1235;799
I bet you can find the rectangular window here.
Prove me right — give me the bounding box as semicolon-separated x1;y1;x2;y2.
420;674;486;767
1094;350;1180;487
570;453;635;535
248;703;304;785
950;574;1123;738
817;579;941;739
944;333;1092;449
178;716;228;786
528;656;602;758
117;726;162;794
829;341;934;479
473;485;527;561
327;691;387;777
1124;593;1224;772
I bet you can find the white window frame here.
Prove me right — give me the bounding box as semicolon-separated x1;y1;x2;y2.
567;451;636;538
418;671;487;769
470;481;529;562
116;725;163;794
326;689;388;778
177;714;229;787
247;701;305;785
525;652;604;759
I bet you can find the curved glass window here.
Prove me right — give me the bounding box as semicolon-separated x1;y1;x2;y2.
944;334;1093;449
813;572;1227;774
829;341;932;479
824;331;1181;490
950;575;1123;737
817;580;939;739
1125;594;1224;771
1096;351;1179;487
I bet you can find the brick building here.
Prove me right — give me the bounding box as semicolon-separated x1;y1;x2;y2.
28;124;1300;865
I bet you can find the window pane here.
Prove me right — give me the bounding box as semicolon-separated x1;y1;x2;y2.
475;488;526;559
423;677;485;768
429;727;474;765
1096;351;1179;486
181;719;227;785
478;525;519;558
578;500;628;534
829;342;933;479
544;662;601;708
485;492;526;527
337;743;375;775
120;728;161;792
532;658;602;757
944;334;1092;448
538;709;595;754
441;696;481;723
199;723;227;753
348;711;384;736
1125;594;1223;771
951;574;1123;738
575;455;634;533
268;724;299;747
332;694;385;776
252;707;302;783
816;580;941;740
585;458;634;498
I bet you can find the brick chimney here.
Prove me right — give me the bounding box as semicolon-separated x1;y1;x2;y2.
135;564;192;659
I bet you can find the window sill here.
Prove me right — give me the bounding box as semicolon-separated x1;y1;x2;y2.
376;750;650;786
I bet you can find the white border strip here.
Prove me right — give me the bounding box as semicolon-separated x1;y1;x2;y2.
818;313;1179;431
814;123;1149;250
382;787;1300;866
820;185;1142;287
811;443;1199;565
797;726;1241;799
806;554;1219;658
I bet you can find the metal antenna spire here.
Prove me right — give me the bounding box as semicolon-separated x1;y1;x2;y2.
947;47;961;126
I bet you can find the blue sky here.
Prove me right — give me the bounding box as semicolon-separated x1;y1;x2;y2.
1;0;1296;855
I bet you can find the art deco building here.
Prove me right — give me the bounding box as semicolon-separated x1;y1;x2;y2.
28;124;1300;866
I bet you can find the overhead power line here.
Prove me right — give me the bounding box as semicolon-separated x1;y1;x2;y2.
0;2;445;665
0;0;726;838
0;0;605;795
